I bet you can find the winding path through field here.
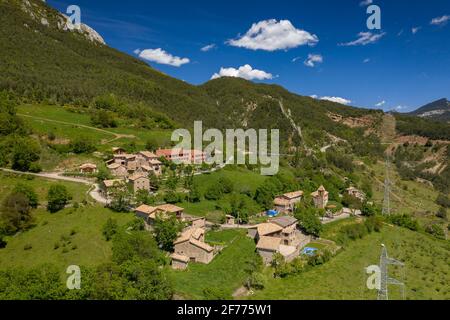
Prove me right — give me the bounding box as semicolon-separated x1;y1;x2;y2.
0;168;109;204
18;113;135;144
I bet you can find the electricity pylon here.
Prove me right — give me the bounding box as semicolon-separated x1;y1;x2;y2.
378;244;405;300
382;158;391;216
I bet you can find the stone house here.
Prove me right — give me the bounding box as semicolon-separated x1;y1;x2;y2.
273;191;303;213
134;204;159;223
311;185;329;209
128;173;150;193
107;163;128;177
173;227;214;266
79;163;97;174
249;216;309;265
269;216;299;246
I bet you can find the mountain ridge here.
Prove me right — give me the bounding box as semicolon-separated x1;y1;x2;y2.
408;98;450;122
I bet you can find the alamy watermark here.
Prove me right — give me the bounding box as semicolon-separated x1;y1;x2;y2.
171;121;280;176
66;265;81;290
66;5;81;30
366;4;381;30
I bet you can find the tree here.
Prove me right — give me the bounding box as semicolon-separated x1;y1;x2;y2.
148;173;160;191
112;231;163;265
13;183;38;208
188;184;201;203
135;189;155;206
102;218;118;241
90;109;118;128
145;138;159;152
69;136;96;154
153;215;184;251
229;193;250;224
47;184;72;213
219;177;234;194
255;184;276;210
0;191;34;234
204;184;223;200
361;202;379;217
11;137;40;172
295;207;323;237
108;188;132;213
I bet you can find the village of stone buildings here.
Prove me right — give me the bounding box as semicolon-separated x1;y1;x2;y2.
76;147;366;271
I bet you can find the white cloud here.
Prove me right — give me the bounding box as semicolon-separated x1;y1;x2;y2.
227;19;318;51
412;26;421;34
201;44;216;52
339;31;386;46
211;64;273;81
431;15;450;26
304;54;323;67
311;95;352;105
292;56;302;63
363;58;371;63
375;100;386;107
393;105;407;111
320;96;352;105
133;49;141;55
138;48;190;67
359;0;373;6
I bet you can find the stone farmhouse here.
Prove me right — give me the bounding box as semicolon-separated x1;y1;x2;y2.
128;172;150;193
171;227;215;269
134;204;185;225
79;163;97;174
311;185;329;209
248;216;311;265
273;191;304;213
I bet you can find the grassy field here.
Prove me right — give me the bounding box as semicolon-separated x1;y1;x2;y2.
17;104;172;165
192;167;268;195
176;167;268;217
168;229;258;299
248;224;450;300
369;161;442;224
0;172;90;204
0;206;134;272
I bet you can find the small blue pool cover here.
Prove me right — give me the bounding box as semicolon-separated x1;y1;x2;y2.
267;210;278;217
302;247;318;256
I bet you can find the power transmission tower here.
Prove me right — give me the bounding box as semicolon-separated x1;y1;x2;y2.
378;244;405;300
382;157;391;216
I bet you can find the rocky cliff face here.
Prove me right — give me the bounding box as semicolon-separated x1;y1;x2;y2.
20;0;105;45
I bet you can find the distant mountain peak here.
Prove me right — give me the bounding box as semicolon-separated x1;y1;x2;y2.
409;98;450;122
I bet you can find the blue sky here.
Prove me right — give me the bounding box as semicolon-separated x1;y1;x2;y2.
48;0;450;112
